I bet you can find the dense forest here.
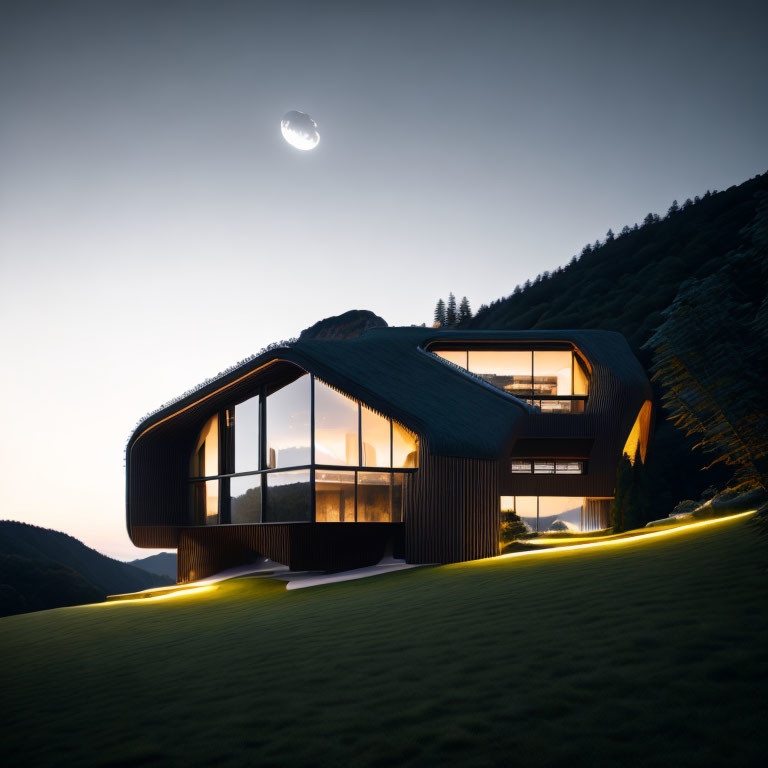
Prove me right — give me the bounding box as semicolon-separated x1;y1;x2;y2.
457;171;768;518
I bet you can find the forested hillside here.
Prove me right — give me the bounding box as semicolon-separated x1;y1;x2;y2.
463;171;768;513
465;172;768;360
0;522;172;617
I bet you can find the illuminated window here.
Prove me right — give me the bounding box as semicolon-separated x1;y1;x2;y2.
314;380;359;466
533;460;556;474
357;472;392;522
538;497;584;532
266;376;311;469
393;422;419;468
555;461;582;474
190;480;219;525
434;345;590;405
513;496;538;533
234;395;260;473
190;414;219;478
230;474;262;524
392;473;404;523
573;354;589;396
435;349;468;368
511;460;532;473
468;350;533;396
533;350;573;397
361;405;391;467
315;470;355;522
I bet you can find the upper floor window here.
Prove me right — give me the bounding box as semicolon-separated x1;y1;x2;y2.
432;345;589;412
511;459;584;475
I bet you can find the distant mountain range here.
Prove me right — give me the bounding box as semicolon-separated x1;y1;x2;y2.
129;552;177;580
0;521;173;618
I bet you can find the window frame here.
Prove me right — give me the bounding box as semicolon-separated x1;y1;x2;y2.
186;373;418;526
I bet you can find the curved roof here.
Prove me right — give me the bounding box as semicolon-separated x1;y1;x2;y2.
128;327;650;461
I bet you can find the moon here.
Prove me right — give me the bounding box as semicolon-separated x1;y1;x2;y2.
281;110;320;151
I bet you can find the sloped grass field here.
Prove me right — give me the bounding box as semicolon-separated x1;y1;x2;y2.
1;516;766;768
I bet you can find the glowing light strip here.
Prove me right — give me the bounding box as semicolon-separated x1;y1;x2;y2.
93;585;217;606
493;511;755;562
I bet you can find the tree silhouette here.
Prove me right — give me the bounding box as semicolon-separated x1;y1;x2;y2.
433;299;446;327
458;296;472;324
446;293;457;327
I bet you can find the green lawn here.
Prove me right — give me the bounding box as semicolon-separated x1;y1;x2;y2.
1;515;766;768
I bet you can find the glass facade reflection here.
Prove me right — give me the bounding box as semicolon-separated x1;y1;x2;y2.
230;474;262;524
361;405;391;467
265;470;312;522
187;373;416;526
502;496;593;532
358;472;392;522
190;480;219;525
393;422;419;468
315;470;356;522
190;414;219;478
266;375;311;469
234;395;260;473
432;346;590;411
314;381;359;466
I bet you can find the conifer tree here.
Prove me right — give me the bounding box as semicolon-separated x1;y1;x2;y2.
667;200;680;216
433;298;446;327
458;296;472;324
611;454;633;532
446;293;457;327
606;228;615;241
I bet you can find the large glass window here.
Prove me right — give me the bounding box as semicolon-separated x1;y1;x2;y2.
188;374;416;528
315;470;356;522
393;422;419;468
435;350;467;368
468;350;532;396
190;480;219;525
513;496;538;533
573;355;589;396
433;346;591;409
234;395;260;473
361;405;391;467
314;380;359;466
264;470;312;522
357;472;392;522
538;497;584;532
190;414;219;478
230;474;262;524
533;350;573;397
266;376;311;469
502;496;587;532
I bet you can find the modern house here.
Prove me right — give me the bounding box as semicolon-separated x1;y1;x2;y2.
126;328;652;582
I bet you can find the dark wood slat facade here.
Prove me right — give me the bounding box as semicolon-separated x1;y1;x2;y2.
127;328;652;582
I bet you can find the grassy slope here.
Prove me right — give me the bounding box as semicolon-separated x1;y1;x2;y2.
1;516;766;768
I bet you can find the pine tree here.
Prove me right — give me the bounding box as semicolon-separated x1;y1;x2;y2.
606;228;615;241
644;200;768;492
611;454;634;532
458;296;472;324
446;293;457;327
433;298;446;327
667;200;680;217
620;225;631;236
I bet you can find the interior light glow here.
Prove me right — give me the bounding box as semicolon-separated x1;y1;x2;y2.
493;511;755;562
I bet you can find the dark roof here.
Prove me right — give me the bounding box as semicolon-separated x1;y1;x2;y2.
129;327;650;460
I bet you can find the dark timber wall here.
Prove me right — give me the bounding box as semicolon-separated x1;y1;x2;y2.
405;441;500;564
177;523;403;583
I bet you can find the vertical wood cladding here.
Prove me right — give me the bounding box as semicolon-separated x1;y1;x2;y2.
584;498;611;530
405;441;499;564
176;523;402;583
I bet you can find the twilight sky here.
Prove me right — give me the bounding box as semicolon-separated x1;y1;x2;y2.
1;0;766;559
